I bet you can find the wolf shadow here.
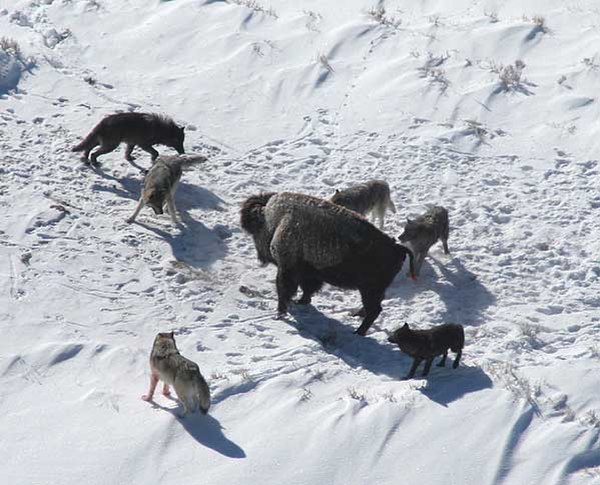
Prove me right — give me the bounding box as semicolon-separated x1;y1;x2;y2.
283;305;492;403
385;255;495;327
92;170;227;268
149;400;245;458
417;364;493;406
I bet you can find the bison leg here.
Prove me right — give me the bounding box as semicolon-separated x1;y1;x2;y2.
354;289;384;336
404;358;422;380
276;266;299;316
422;358;434;376
297;273;323;305
452;348;462;369
437;350;448;367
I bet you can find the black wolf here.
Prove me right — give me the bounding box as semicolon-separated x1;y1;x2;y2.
240;192;415;336
398;205;449;277
388;322;464;379
72;112;185;166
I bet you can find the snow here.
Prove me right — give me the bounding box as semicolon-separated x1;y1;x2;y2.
1;0;600;484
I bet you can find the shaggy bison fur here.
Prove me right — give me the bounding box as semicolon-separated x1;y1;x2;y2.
240;192;415;336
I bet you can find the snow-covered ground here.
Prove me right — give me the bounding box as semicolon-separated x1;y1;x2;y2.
1;0;600;483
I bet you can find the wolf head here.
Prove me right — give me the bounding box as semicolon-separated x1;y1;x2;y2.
387;323;411;344
398;218;423;243
153;331;178;352
145;186;170;215
169;126;185;155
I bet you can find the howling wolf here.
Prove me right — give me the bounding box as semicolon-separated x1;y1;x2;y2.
72;112;185;166
127;155;207;225
240;192;415;336
330;180;397;229
142;331;211;417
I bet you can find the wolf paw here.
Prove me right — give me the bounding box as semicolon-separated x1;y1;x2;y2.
141;394;153;401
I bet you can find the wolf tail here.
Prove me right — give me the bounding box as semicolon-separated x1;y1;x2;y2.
194;376;211;415
240;192;276;235
176;155;208;166
397;244;416;279
71;128;99;152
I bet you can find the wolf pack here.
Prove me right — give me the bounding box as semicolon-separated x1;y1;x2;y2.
72;111;465;418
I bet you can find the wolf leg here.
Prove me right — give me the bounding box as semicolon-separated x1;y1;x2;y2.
166;192;179;225
140;144;159;162
90;142;119;165
442;238;450;255
442;224;450;254
437;351;448;367
414;252;426;276
126;198;145;223
124;144;136;162
142;373;159;401
422;358;434;376
452;349;462;369
162;382;171;397
354;289;384;336
404;358;422;380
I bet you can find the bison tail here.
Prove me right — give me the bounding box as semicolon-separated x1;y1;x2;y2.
398;244;416;279
240;193;276;234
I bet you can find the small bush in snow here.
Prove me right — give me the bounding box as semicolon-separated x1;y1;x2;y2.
299;387;313;402
490;60;528;92
484;11;499;23
582;56;599;69
230;0;278;19
367;6;401;28
0;37;36;71
303;10;322;31
347;387;367;402
418;52;451;92
581;409;600;429
317;53;334;73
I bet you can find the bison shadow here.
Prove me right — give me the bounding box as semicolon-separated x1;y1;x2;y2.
286;305;491;403
148;400;245;458
386;255;495;327
285;304;423;381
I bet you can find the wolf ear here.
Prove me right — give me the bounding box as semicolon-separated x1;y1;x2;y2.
335;189;340;194
169;331;175;339
403;322;410;329
406;217;412;223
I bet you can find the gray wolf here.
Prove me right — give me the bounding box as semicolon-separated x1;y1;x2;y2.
142;331;211;416
72;112;185;166
388;322;464;379
330;180;396;229
398;205;449;276
127;155;207;225
240;192;415;336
